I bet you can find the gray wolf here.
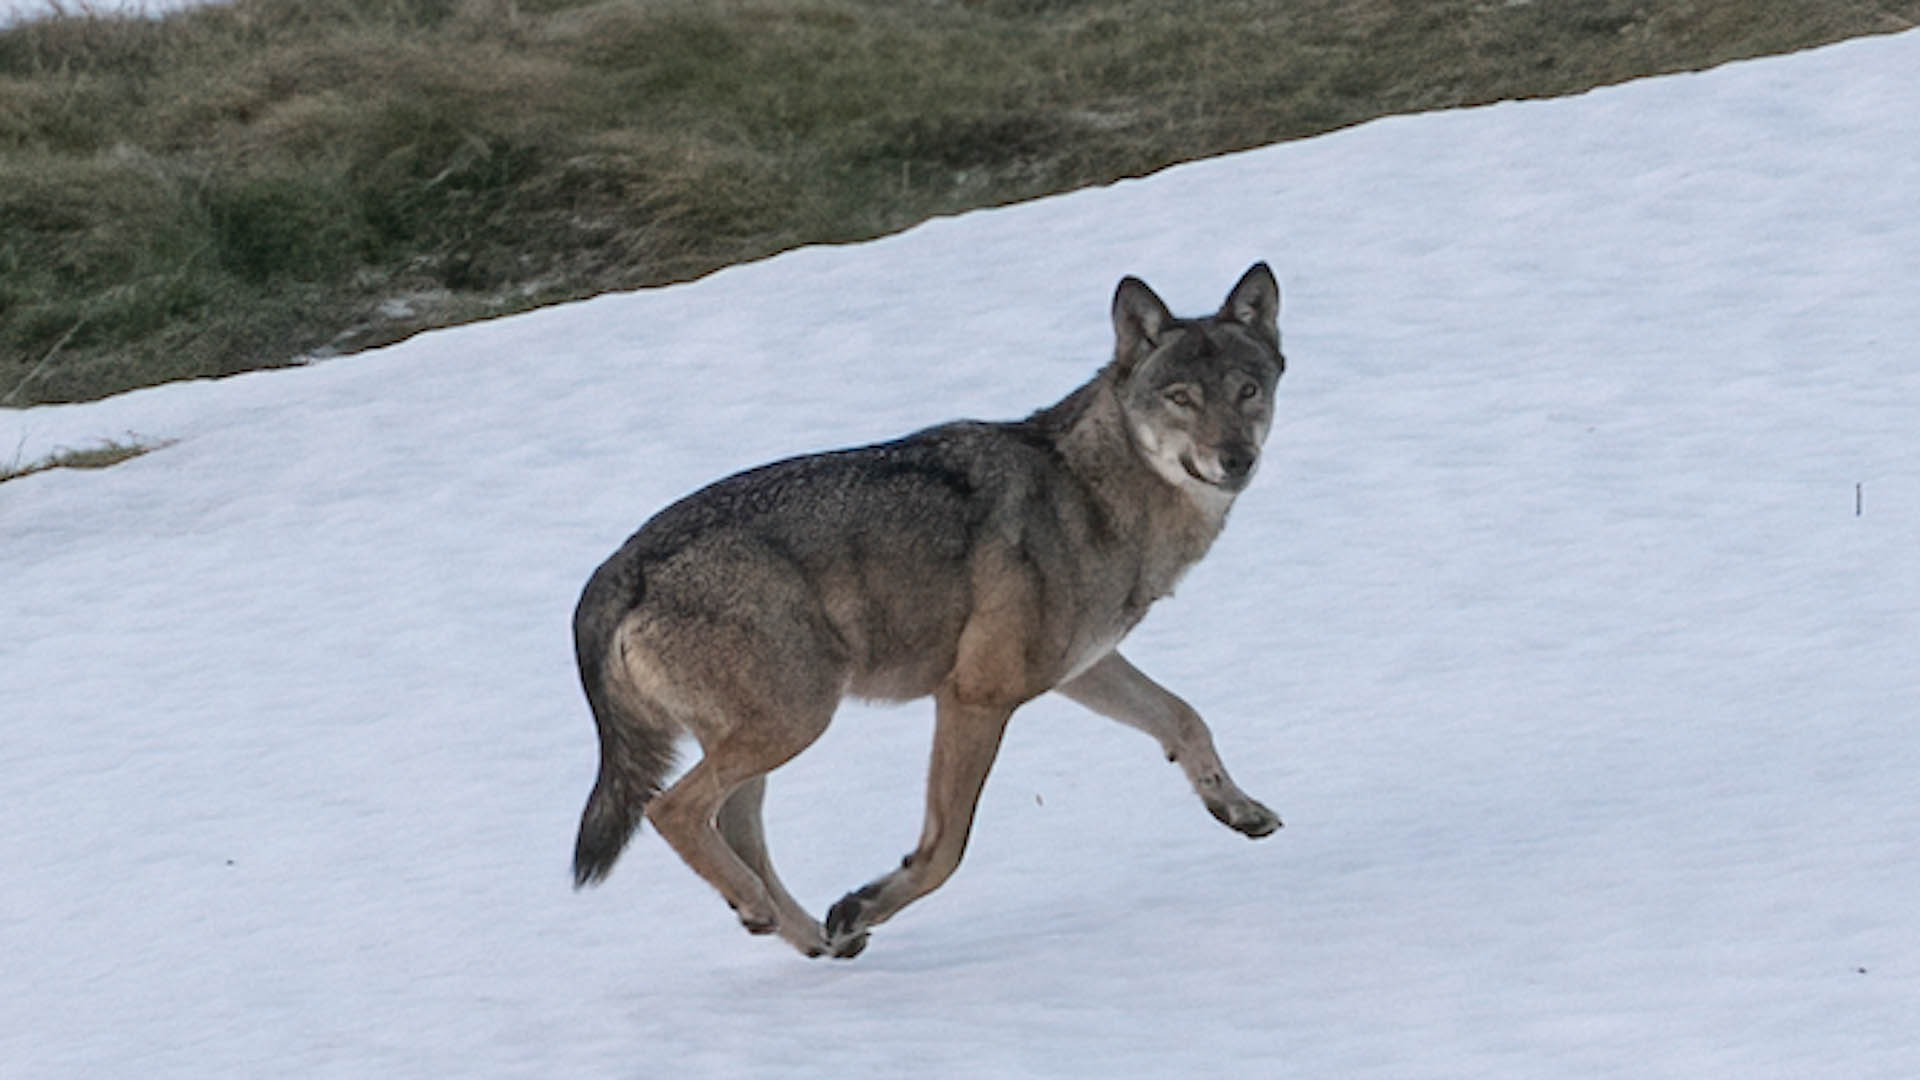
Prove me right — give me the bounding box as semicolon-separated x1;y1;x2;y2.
572;263;1287;959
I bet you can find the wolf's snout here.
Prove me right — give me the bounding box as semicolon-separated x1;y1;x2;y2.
1218;445;1257;483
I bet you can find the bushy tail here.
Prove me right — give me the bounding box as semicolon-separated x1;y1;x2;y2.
571;554;679;889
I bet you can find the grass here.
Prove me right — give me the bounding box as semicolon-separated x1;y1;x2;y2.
0;433;170;482
3;0;1917;405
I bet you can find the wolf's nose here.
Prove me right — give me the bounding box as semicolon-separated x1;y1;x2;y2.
1219;446;1256;481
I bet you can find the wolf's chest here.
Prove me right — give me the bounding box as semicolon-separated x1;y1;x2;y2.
1053;555;1191;684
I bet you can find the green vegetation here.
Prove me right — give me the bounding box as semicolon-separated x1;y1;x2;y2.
4;0;1916;405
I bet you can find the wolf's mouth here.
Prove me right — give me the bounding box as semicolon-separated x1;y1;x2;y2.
1180;454;1238;491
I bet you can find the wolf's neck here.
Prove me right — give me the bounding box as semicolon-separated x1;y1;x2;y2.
1031;373;1230;587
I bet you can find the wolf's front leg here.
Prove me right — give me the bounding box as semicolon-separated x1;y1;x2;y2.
1055;650;1280;837
823;693;1013;958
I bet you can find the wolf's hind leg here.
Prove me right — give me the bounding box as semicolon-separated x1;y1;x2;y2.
646;760;782;933
824;692;1012;958
717;775;830;957
646;697;833;957
1056;650;1280;837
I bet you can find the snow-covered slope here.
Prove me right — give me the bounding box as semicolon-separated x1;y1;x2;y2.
0;0;220;25
4;29;1916;1079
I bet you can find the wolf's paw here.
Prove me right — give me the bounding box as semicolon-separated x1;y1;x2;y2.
780;922;833;959
759;911;832;957
823;892;875;959
728;897;780;936
825;927;869;959
1209;796;1282;838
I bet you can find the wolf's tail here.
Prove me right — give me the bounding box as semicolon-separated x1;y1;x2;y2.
571;553;679;889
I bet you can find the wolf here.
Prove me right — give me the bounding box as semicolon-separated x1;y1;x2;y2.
571;263;1287;959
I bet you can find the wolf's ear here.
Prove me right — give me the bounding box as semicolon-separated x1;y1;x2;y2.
1112;275;1173;376
1219;262;1280;347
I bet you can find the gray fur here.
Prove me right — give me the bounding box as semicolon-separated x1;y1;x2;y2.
572;263;1287;958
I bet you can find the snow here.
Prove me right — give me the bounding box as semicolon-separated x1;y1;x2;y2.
5;28;1918;1079
0;0;221;25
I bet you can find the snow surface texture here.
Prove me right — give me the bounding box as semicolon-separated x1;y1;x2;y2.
4;29;1917;1080
0;0;219;25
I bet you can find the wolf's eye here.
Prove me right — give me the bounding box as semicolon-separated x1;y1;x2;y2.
1167;388;1196;409
1237;383;1259;402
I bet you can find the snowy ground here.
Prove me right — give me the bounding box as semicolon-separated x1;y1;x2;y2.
0;0;218;25
4;28;1918;1080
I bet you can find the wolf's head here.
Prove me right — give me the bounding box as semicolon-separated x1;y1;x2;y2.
1109;263;1285;504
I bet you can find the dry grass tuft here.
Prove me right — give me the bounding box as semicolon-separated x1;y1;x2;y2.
1;434;172;482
